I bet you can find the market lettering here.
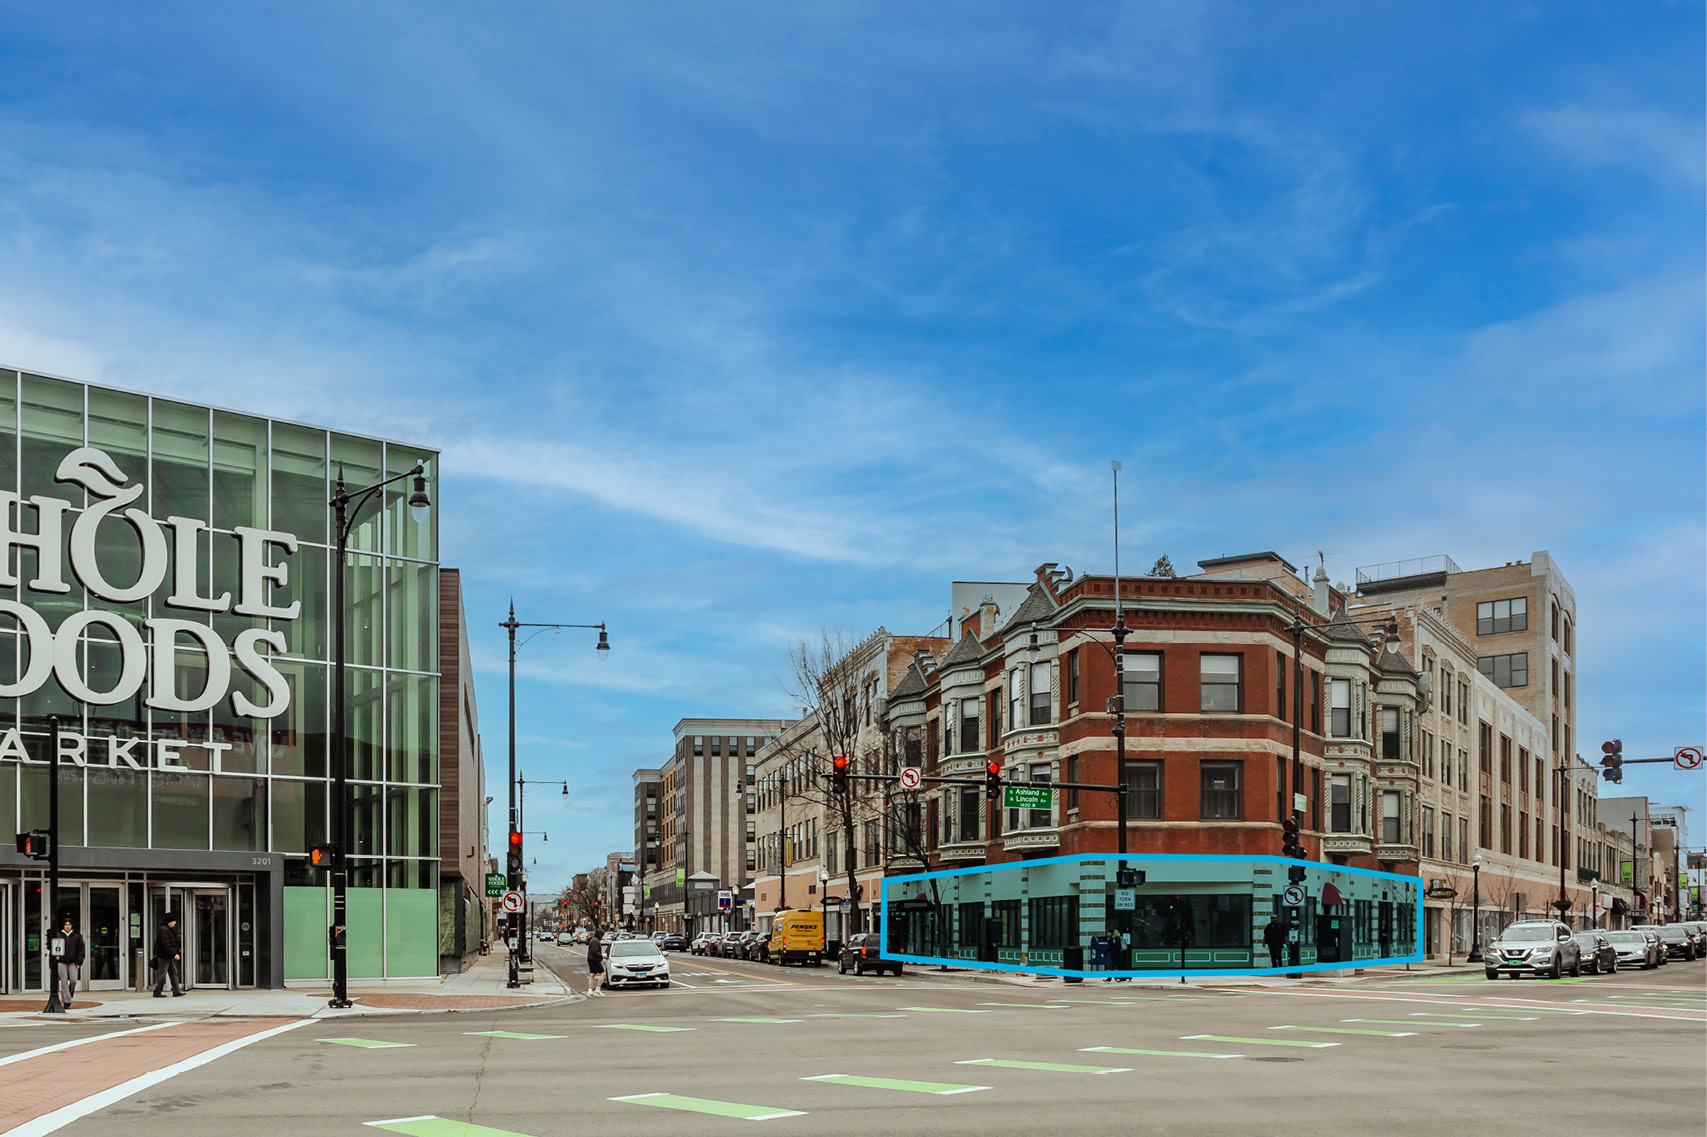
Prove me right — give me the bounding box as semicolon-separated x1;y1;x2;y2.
0;446;298;718
0;727;241;772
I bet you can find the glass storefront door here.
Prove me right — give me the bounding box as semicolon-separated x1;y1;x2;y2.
84;885;124;989
190;890;231;989
0;881;14;994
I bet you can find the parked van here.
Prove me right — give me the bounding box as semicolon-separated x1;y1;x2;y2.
767;910;826;966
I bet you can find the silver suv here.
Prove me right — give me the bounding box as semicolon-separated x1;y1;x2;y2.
1484;920;1582;980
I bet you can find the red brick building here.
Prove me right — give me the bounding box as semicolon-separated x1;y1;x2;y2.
887;553;1424;879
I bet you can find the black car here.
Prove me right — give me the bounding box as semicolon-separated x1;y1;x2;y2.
1636;924;1699;961
741;930;771;962
659;933;690;952
838;932;904;977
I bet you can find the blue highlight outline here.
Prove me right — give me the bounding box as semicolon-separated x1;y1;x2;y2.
878;854;1425;979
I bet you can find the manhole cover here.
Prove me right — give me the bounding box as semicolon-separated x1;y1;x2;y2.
1245;1056;1305;1062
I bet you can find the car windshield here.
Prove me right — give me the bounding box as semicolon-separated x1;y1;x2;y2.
610;942;664;959
1499;925;1555;942
1655;927;1686;939
1604;933;1645;944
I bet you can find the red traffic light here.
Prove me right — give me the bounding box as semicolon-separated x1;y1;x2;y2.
986;761;1001;778
508;831;523;847
1601;740;1617;754
832;754;849;772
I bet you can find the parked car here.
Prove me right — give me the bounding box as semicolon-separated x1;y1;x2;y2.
716;933;750;959
604;940;672;989
767;910;826;966
690;932;720;955
838;932;904;977
1634;924;1698;961
659;933;690;952
1484;920;1582;979
1602;929;1663;970
728;930;763;960
1572;930;1618;974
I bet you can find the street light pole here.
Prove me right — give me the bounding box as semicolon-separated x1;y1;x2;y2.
1468;853;1484;962
42;715;63;1014
329;460;431;1010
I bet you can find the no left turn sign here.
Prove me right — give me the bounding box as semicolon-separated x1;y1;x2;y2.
1676;747;1704;771
500;890;525;914
1282;884;1306;907
899;766;922;790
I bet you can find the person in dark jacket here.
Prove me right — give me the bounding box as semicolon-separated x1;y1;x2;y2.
152;914;184;997
54;916;86;1009
585;928;606;997
1263;917;1286;969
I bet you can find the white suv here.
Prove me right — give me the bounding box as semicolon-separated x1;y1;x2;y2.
1484;920;1582;980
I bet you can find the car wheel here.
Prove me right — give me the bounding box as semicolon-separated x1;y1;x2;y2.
1484;969;1499;980
1549;957;1562;980
1570;957;1582;977
892;967;904;977
853;962;864;976
659;982;670;989
838;957;848;974
1607;958;1617;974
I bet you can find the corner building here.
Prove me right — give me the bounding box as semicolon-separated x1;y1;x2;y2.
0;366;442;993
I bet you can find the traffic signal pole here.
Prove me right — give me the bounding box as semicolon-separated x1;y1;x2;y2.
42;715;63;1014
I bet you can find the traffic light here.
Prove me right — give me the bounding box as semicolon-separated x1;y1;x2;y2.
1281;816;1303;859
307;843;335;869
507;830;524;878
831;754;849;793
1116;867;1145;888
985;760;1002;800
1600;739;1624;784
1288;864;1307;884
14;830;49;860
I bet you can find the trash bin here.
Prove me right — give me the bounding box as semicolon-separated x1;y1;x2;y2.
1062;945;1084;983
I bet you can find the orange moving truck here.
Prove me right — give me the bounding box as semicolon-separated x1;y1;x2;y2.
767;910;825;966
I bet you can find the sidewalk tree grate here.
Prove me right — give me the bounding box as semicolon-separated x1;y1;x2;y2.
610;1093;805;1121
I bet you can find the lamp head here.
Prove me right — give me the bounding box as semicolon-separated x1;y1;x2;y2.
596;627;610;659
408;462;431;523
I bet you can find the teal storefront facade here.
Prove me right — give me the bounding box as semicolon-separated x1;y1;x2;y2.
0;366;441;992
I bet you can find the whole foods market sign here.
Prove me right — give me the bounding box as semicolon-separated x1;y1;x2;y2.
1;447;302;760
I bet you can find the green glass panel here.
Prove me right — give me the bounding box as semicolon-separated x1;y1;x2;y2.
211;660;265;773
152;524;211;631
151;399;210;524
212;775;267;850
269;660;326;778
0;630;14;729
273;542;327;660
0;759;16;833
344;666;382;780
386;673;436;784
210;528;260;644
271;777;327;852
347;887;383;978
386;560;437;672
348;780;382;858
330;435;383;553
342;553;382;667
386;786;437;858
385;887;438;977
0;369;16;497
87;767;148;847
384;446;437;561
20;373;84;502
283;886;328;979
151;770;209;849
270;423;327;545
212;411;268;531
83;638;147;741
20;759;84;845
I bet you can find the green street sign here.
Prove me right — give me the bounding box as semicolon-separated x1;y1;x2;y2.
1004;786;1053;811
676;868;687;886
485;872;506;898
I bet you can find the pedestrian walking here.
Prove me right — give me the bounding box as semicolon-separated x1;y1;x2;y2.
1263;916;1286;970
53;916;85;1009
152;913;184;997
585;927;606;997
1108;928;1130;981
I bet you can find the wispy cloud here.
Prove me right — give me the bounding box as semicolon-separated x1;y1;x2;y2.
1522;105;1705;189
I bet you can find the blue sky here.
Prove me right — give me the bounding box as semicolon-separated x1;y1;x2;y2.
0;3;1701;881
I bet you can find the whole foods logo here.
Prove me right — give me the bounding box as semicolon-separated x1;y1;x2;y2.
1;447;300;729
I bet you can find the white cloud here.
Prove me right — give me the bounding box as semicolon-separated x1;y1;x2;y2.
1522;105;1705;189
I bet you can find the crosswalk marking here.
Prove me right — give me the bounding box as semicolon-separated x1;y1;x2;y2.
1343;1019;1480;1028
1181;1034;1338;1049
711;1017;804;1024
978;1002;1069;1009
808;1013;908;1018
367;1117;535;1137
899;1006;992;1013
322;1038;416;1049
1081;1046;1242;1059
957;1058;1130;1074
1054;999;1137;1005
802;1074;990;1095
1409;1012;1537;1021
593;1024;696;1032
465;1031;565;1040
610;1093;805;1121
1270;1025;1416;1037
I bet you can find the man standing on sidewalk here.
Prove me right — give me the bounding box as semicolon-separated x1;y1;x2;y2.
1263;916;1286;970
152;914;184;997
585;928;606;997
54;917;85;1010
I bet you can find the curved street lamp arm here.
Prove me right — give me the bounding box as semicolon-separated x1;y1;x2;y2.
330;462;426;543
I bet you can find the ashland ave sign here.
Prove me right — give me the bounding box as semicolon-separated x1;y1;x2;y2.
0;447;303;749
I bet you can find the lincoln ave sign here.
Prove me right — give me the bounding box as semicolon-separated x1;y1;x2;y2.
0;446;303;768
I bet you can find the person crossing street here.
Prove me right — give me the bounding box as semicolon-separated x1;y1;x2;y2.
585;927;606;997
54;916;85;1010
152;913;184;997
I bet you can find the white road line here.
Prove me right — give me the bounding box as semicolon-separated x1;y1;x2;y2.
7;1019;311;1137
0;1022;177;1069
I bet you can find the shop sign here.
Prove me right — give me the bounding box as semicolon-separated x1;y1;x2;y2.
0;447;302;723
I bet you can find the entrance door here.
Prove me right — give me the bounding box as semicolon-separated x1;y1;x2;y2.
0;881;13;994
190;890;231;989
84;885;124;990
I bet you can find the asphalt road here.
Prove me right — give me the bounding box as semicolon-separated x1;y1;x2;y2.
24;945;1707;1137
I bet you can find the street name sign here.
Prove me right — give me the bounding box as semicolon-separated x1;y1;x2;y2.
1293;792;1307;813
1004;785;1053;811
485;872;506;898
899;766;922;790
500;890;525;914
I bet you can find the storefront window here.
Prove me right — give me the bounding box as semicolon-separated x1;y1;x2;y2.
273;543;328;660
21;373;84;502
271;422;327;544
212;411;268;531
345;666;383;781
386;786;438;858
344;553;383;667
271;778;327;852
269;659;327;778
212;776;267;850
87;768;149;847
152;769;210;849
20;761;85;845
331;434;384;553
386;673;436;784
152;400;211;524
0;370;16;496
386;560;437;672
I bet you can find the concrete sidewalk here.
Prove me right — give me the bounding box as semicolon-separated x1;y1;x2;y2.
2;948;579;1021
901;958;1474;989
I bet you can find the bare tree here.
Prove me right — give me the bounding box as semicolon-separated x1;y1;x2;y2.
559;865;610;929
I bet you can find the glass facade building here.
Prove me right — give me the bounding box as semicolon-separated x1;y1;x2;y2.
0;367;441;991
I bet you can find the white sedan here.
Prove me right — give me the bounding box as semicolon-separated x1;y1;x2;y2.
604;940;671;989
